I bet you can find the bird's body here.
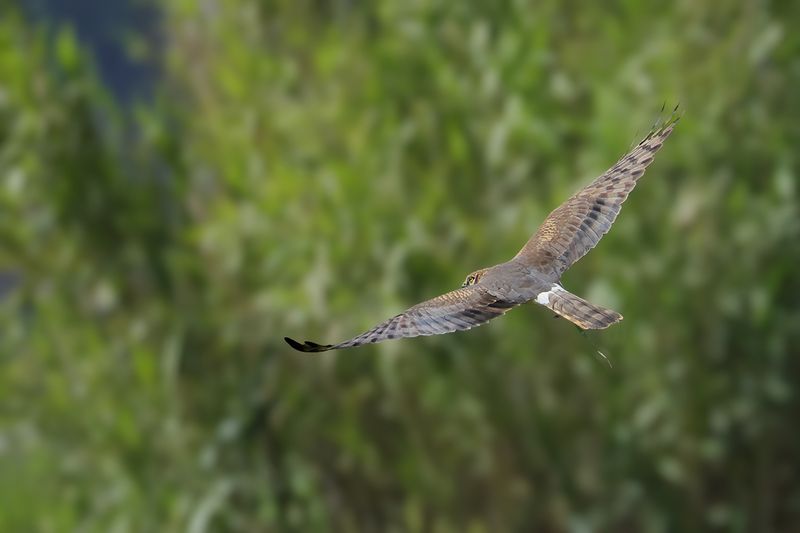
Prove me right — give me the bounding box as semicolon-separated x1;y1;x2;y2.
468;260;549;304
286;112;679;353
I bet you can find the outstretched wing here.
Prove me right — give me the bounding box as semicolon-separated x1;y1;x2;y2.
515;113;679;278
285;286;517;353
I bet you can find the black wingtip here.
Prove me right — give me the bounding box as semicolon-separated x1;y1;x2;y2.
284;337;306;351
284;337;334;353
642;103;683;143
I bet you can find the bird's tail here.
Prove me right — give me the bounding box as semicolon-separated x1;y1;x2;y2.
536;285;622;330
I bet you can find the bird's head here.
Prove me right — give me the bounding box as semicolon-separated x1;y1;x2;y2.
462;267;490;288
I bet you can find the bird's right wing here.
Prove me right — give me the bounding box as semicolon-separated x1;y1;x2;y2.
285;286;517;353
514;111;679;277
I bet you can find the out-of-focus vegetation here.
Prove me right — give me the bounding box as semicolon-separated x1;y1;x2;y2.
1;1;799;531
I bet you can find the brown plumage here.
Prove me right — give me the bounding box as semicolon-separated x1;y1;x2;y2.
286;111;679;352
285;287;517;352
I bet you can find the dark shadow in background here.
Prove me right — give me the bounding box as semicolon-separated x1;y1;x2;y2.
4;1;160;299
22;0;159;103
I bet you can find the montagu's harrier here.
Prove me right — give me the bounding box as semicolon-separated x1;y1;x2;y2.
286;113;679;352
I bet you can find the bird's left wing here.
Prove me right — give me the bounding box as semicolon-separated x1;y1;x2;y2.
514;111;680;278
285;286;517;353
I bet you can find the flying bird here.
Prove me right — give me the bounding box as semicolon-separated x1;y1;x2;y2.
286;112;679;353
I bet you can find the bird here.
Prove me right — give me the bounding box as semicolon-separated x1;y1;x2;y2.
285;111;679;353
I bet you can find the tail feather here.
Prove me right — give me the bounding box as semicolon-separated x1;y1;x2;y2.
535;285;622;330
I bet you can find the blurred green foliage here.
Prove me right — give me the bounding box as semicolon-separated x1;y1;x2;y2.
1;1;800;531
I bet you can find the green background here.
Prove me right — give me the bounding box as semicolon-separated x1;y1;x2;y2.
1;1;799;531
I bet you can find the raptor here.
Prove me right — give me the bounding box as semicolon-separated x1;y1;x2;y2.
286;113;679;352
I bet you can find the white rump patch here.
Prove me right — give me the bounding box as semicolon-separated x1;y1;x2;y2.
535;285;563;306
